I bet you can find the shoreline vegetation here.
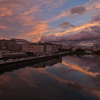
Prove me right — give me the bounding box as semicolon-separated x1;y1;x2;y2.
69;49;90;55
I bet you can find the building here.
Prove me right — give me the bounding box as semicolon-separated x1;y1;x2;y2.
72;46;78;51
68;44;71;49
93;44;100;51
44;43;63;54
0;38;30;52
11;38;31;44
22;43;44;56
81;47;86;50
68;44;78;51
11;38;32;52
0;39;15;51
22;43;63;55
0;50;2;58
44;43;52;54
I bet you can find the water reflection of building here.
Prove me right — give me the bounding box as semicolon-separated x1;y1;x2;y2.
93;55;100;61
29;57;62;68
0;57;62;76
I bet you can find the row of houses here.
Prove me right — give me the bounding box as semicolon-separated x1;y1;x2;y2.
0;38;63;56
65;44;100;52
22;43;63;55
63;44;78;51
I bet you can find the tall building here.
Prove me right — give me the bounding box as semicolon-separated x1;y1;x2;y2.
0;38;30;52
44;43;63;54
0;39;16;51
68;44;71;49
93;44;100;51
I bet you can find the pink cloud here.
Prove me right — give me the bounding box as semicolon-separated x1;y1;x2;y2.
0;25;8;30
23;22;50;42
0;0;27;6
0;0;27;18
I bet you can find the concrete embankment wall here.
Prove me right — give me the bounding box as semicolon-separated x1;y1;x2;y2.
0;52;68;71
2;52;26;60
0;56;53;68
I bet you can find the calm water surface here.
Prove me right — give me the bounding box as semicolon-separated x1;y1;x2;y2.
0;55;100;100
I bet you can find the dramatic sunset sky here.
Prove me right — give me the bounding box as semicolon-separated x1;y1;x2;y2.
0;0;100;46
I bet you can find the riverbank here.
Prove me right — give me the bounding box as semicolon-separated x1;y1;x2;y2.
1;52;26;60
0;52;68;70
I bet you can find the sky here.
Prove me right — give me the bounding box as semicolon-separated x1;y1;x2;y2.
0;0;100;46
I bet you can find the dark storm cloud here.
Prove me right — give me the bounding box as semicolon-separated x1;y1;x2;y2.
71;5;86;15
41;25;100;42
91;14;100;22
67;82;83;91
90;25;100;33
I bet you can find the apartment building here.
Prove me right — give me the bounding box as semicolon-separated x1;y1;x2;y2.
22;43;44;55
22;43;63;55
44;43;63;54
0;50;2;58
0;38;30;52
93;44;100;51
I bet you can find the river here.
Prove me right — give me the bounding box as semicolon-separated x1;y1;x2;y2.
0;54;100;100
